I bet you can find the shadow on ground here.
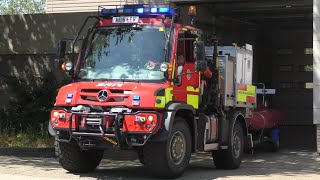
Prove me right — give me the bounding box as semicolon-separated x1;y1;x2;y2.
0;149;319;180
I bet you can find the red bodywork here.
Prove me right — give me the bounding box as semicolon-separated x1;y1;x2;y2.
51;17;200;134
55;81;170;109
246;100;282;131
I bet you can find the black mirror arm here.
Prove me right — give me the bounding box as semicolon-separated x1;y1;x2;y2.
70;16;100;76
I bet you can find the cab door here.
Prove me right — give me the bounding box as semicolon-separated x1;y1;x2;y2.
172;29;200;109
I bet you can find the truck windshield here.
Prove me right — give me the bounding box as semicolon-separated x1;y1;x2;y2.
77;26;168;82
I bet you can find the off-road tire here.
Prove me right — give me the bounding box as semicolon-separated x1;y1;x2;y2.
55;138;103;173
271;140;280;152
143;118;192;179
265;139;280;152
136;148;145;165
213;121;244;169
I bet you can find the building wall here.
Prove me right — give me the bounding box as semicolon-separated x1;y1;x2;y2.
314;0;320;124
313;0;320;152
0;12;96;108
46;0;139;13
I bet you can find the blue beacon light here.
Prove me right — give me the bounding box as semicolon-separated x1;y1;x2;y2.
159;8;170;13
136;8;144;14
150;8;157;13
100;5;174;16
133;95;141;100
67;94;73;98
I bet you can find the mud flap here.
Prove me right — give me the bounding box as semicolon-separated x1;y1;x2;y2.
246;133;254;154
48;121;56;136
218;116;229;146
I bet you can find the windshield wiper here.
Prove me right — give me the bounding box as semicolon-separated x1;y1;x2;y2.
80;78;110;82
78;78;95;82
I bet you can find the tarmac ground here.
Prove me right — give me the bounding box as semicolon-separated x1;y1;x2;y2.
0;149;319;180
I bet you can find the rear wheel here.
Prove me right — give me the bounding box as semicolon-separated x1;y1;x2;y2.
55;137;103;173
213;121;244;169
271;140;280;152
143;118;192;178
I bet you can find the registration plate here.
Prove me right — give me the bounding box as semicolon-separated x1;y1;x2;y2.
112;16;139;24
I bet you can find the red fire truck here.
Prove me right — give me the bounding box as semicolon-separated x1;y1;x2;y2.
48;3;261;178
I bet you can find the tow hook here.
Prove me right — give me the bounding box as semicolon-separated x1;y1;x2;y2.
103;136;118;145
99;123;118;145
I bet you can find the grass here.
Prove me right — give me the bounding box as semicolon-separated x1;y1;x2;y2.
0;131;54;148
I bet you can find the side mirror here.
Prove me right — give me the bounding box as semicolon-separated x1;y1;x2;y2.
54;40;74;74
195;61;207;72
193;41;205;62
54;40;67;70
57;40;67;59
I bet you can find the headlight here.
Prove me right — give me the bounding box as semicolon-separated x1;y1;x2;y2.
65;61;73;71
160;63;169;72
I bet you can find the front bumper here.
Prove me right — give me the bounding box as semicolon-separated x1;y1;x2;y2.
49;107;161;147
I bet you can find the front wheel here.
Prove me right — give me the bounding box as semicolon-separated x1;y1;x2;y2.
143;118;192;178
55;138;104;173
213;121;244;169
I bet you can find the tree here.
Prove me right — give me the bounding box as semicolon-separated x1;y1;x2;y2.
0;0;45;15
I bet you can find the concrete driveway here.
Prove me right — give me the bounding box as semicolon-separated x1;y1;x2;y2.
0;149;319;180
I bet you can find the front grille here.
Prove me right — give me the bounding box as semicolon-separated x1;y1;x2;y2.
81;95;98;102
79;88;129;102
81;89;101;93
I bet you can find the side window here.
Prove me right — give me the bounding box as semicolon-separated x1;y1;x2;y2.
185;32;197;63
176;30;197;65
177;31;185;66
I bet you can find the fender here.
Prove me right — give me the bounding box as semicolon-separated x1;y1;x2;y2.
48;121;57;136
149;102;196;142
229;111;248;137
220;110;248;147
164;102;196;131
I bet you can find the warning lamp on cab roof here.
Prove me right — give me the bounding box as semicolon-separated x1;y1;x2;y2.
100;4;174;16
188;6;197;16
188;6;197;25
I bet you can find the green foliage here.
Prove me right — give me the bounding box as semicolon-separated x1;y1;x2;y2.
0;0;45;15
0;127;53;148
0;74;61;134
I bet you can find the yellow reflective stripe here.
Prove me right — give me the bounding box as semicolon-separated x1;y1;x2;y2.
187;86;199;92
155;96;166;108
187;94;199;109
247;85;256;94
171;61;176;85
165;87;173;102
237;91;246;102
155;87;173;108
187;86;199;109
237;85;256;103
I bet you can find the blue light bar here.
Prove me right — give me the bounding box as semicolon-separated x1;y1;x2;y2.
159;8;170;13
101;8;117;15
136;8;144;14
100;4;174;16
124;8;133;14
150;8;157;13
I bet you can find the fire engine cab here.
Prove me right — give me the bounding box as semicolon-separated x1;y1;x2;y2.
48;3;258;178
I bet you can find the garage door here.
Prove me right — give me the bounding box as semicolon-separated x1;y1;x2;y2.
272;28;313;125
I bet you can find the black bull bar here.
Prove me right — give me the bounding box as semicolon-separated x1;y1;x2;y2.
51;107;161;147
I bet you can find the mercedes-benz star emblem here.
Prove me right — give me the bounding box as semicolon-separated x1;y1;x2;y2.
97;90;108;102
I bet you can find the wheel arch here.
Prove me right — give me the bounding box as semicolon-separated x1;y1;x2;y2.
233;112;248;138
151;102;197;151
175;109;197;152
